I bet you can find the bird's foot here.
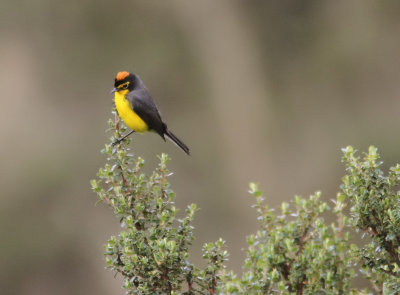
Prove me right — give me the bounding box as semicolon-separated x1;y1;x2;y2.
112;130;135;146
112;137;123;146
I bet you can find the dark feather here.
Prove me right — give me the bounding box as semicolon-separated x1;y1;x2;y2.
165;129;190;155
126;76;166;137
125;74;190;155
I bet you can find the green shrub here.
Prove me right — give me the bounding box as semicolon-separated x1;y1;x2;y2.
91;114;400;294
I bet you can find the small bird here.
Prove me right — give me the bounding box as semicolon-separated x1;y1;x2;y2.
111;71;190;155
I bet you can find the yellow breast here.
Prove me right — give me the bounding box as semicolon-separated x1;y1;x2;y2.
114;90;149;132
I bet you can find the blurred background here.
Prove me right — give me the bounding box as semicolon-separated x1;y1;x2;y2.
2;0;400;294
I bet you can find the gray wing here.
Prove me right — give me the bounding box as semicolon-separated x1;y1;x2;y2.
126;89;167;137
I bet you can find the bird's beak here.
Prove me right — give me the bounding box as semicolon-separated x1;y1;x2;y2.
110;87;117;94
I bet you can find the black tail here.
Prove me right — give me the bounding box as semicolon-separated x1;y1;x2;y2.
164;129;190;155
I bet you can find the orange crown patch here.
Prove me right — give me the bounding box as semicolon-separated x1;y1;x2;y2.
116;71;130;81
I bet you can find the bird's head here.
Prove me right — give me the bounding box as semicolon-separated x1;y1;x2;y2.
111;71;135;93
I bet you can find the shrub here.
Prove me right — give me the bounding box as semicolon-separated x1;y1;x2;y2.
91;114;400;294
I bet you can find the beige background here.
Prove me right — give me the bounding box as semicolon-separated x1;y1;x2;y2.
1;1;400;294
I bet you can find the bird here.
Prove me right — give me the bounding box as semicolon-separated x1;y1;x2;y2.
111;71;190;155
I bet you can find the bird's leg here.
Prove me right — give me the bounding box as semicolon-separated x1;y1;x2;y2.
112;130;135;146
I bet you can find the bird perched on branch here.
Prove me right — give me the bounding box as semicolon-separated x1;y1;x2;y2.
111;71;190;155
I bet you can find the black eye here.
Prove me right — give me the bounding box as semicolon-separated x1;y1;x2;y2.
118;82;129;90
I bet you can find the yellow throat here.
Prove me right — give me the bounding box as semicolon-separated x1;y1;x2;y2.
114;90;149;132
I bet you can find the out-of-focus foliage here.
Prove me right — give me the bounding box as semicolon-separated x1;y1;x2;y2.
92;116;400;294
